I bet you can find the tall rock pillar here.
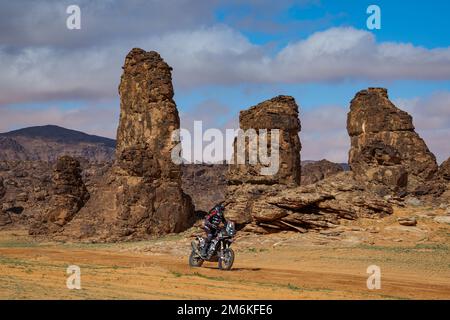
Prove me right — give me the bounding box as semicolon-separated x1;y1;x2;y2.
225;95;301;225
57;49;194;241
114;48;194;235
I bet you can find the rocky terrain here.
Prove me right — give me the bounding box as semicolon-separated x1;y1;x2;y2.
0;160;110;228
181;163;227;213
29;156;90;234
224;92;398;233
0;50;448;244
301;159;345;185
0;157;346;231
0;125;115;162
238;172;393;234
432;156;450;201
181;159;348;215
438;157;450;180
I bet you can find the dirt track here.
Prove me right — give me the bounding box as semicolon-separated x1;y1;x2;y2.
0;207;449;299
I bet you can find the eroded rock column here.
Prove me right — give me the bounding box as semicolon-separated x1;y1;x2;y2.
55;49;194;241
225;96;301;225
228;95;301;185
347;88;438;194
114;48;194;235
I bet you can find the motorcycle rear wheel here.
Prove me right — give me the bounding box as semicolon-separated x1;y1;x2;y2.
218;248;235;271
189;250;204;267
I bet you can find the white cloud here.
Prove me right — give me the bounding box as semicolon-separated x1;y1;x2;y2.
2;26;450;105
300;105;349;163
0;0;218;48
271;28;450;82
0;19;449;165
179;99;239;163
395;92;450;164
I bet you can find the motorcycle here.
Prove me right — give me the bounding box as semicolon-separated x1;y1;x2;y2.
189;221;236;270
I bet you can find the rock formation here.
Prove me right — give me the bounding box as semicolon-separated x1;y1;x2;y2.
301;160;344;185
430;157;450;201
0;177;10;226
228;96;301;186
48;156;89;225
0;177;5;200
113;48;194;235
29;156;89;234
56;48;195;241
225;93;393;232
0;161;53;228
438;157;450;181
0;136;29;161
225;96;301;224
347;88;438;195
181;164;227;213
0;160;111;230
241;172;392;234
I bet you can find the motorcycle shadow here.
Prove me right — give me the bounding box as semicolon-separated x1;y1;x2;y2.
202;266;261;272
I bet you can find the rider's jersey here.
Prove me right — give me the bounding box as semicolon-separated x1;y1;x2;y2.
205;206;226;230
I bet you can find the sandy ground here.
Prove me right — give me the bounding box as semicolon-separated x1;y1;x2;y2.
0;206;449;300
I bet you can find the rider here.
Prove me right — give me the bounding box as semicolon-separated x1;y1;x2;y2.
201;203;227;258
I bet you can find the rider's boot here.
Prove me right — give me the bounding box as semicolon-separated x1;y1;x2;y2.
200;244;209;259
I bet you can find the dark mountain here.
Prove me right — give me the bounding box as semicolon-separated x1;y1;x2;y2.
301;159;347;185
0;125;116;162
302;160;349;171
2;125;116;147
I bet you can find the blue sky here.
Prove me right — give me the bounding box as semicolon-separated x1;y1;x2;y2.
0;0;449;162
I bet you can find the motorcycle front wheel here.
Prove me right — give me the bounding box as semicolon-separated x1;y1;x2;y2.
189;250;204;267
218;248;235;271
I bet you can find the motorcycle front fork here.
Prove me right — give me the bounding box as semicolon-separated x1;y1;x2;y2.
219;242;228;259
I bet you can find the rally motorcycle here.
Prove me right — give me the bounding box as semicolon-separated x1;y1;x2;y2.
189;221;236;270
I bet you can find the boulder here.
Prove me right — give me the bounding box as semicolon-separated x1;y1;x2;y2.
434;216;450;224
398;217;417;227
0;160;107;230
